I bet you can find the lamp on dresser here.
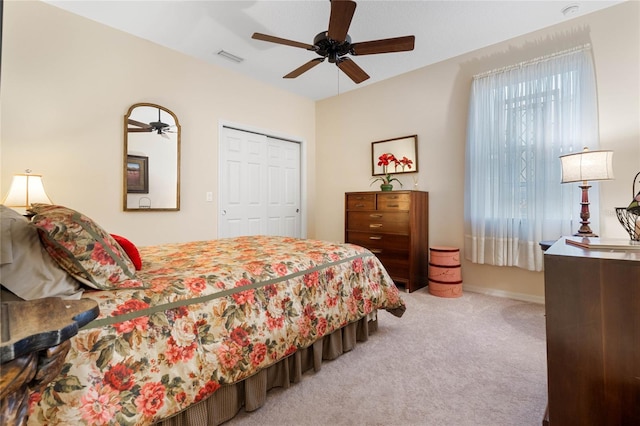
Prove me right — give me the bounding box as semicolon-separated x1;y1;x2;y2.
559;147;614;237
1;169;53;215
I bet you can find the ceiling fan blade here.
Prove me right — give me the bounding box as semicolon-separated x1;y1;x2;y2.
252;32;315;50
128;128;153;133
327;0;356;43
351;35;415;56
128;118;152;129
284;58;325;79
337;58;369;84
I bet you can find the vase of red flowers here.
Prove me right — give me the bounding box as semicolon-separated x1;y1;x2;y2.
371;153;413;191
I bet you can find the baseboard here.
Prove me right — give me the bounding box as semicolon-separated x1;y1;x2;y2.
463;284;545;305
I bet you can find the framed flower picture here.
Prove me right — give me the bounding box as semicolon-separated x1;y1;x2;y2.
127;155;149;194
371;135;418;176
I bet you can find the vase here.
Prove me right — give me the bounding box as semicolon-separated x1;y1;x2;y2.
380;183;393;191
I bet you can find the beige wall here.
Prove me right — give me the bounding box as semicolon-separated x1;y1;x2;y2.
1;1;316;246
316;1;640;302
2;2;638;302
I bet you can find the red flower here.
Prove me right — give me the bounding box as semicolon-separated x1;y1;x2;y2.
135;382;166;418
316;317;328;337
272;262;288;276
165;336;197;364
372;153;403;187
91;244;116;266
352;258;364;273
232;278;255;305
194;381;221;403
184;277;207;294
217;342;242;369
399;156;413;169
230;326;250;347
303;271;319;288
250;343;268;367
113;299;150;334
377;153;398;167
104;363;135;391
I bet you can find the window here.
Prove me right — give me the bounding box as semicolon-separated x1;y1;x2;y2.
464;47;598;271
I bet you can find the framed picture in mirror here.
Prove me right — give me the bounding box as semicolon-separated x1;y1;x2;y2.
372;135;418;176
127;155;149;194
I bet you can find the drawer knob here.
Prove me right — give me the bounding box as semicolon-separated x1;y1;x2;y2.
370;249;383;254
355;203;365;207
369;214;383;218
387;204;399;208
369;236;382;240
369;224;383;228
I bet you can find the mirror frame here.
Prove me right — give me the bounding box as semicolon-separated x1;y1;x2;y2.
371;135;418;176
123;103;181;211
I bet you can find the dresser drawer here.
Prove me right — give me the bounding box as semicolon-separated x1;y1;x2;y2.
375;254;410;281
346;231;409;253
346;211;409;234
377;193;411;210
346;193;376;210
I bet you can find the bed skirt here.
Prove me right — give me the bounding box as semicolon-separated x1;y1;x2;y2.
157;314;378;425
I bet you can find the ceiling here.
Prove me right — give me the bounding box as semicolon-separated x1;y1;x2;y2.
45;0;624;101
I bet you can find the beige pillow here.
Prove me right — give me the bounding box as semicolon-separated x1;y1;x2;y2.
0;205;84;300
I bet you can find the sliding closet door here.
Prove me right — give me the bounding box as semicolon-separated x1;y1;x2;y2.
219;127;301;238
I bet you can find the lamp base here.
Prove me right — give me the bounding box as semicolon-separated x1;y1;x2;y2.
575;184;597;237
574;230;598;238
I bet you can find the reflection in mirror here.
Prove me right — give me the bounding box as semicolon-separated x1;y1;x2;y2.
371;135;418;176
124;103;180;211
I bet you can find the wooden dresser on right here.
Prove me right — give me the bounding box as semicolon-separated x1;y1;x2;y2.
344;190;428;292
543;238;640;425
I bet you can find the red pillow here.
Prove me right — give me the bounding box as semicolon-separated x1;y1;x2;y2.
110;234;142;270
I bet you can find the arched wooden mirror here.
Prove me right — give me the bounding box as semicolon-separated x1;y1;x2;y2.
124;103;180;211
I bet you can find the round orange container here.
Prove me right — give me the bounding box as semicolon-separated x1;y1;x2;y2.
429;246;460;266
428;264;462;282
428;280;463;298
428;246;462;298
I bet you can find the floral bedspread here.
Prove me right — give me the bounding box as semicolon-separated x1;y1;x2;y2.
28;236;405;425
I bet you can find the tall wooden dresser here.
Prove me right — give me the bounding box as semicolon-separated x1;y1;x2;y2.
345;190;428;292
543;238;640;425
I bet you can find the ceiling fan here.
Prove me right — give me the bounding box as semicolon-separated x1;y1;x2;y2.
251;0;415;84
127;108;175;138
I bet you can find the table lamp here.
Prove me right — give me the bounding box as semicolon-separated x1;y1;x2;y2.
560;147;614;237
2;170;53;215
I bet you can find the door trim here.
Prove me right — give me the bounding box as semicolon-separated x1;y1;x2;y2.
218;120;307;239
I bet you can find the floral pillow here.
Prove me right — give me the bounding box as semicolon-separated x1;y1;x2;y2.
29;204;145;290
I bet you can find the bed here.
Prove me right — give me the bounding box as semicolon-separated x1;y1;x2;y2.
0;205;406;425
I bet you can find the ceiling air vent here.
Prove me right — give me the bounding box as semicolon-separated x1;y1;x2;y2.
217;50;244;63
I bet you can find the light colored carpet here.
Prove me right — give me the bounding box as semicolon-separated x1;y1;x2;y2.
228;289;548;426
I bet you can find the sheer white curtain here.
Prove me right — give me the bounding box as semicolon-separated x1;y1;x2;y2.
464;47;599;271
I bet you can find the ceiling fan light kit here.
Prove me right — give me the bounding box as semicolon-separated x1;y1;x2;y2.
251;0;415;84
127;107;176;138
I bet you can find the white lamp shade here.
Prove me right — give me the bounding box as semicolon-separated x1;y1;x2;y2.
560;149;614;183
2;174;53;208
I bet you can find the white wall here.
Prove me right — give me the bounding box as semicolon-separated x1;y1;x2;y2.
1;1;316;246
315;1;640;301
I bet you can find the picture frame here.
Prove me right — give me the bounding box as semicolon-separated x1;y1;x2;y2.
372;135;418;176
127;155;149;194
